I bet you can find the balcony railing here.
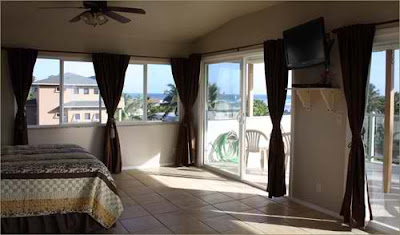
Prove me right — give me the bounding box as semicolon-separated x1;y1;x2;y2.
363;113;400;163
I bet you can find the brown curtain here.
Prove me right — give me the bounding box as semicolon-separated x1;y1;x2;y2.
336;24;375;228
264;40;288;198
92;53;130;173
7;48;38;145
171;54;201;166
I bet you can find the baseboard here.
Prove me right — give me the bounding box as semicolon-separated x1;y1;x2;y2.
122;162;175;171
288;196;342;219
288;196;399;234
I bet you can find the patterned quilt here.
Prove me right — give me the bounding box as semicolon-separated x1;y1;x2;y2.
1;144;123;229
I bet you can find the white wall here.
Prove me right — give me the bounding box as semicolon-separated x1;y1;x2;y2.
27;123;178;168
193;1;398;214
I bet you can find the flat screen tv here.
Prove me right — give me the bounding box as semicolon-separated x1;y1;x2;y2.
283;17;327;69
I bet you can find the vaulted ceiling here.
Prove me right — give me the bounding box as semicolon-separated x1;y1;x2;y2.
2;1;277;56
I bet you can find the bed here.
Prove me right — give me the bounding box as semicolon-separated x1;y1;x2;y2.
1;144;123;233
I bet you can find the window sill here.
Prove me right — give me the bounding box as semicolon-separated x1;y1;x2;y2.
28;121;180;129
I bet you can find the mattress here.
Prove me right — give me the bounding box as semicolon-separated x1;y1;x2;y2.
1;144;123;230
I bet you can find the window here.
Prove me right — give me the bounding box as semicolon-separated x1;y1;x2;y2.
63;61;99;124
147;64;178;122
116;64;144;122
29;55;177;126
29;58;61;126
116;63;179;123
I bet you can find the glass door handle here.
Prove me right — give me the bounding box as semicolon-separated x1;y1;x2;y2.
237;112;245;124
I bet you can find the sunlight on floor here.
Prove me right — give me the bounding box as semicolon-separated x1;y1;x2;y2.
109;167;380;234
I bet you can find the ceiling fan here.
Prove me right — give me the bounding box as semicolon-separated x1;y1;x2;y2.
41;1;146;26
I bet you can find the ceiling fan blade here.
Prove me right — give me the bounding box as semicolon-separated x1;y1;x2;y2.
84;1;107;9
107;7;146;14
103;11;131;23
39;7;85;9
69;11;90;22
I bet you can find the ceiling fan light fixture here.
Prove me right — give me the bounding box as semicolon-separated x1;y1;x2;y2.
96;12;108;25
80;11;97;26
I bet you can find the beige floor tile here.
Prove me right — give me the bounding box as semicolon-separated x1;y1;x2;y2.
168;220;217;234
119;195;138;207
169;195;209;209
284;214;349;234
230;209;271;223
123;185;154;196
184;205;226;220
224;222;264;234
119;205;150;220
120;215;164;233
240;195;277;208
248;221;309;234
141;200;180;215
159;189;192;200
257;203;301;217
115;178;144;187
185;189;216;197
276;200;314;213
201;214;249;233
113;172;133;180
132;225;173;234
221;192;257;200
213;200;252;213
116;167;378;235
100;221;129;234
130;192;165;205
154;210;199;227
194;192;235;204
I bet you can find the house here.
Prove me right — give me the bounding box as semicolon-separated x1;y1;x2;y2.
27;72;124;125
1;1;398;234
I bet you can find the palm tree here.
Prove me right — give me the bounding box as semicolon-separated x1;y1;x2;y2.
120;93;142;120
208;83;219;110
366;83;384;114
161;84;178;119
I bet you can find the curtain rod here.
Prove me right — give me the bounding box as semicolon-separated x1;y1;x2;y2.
1;47;171;60
201;42;264;56
332;19;399;33
202;18;399;56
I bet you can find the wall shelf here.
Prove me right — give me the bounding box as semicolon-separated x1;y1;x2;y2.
287;88;341;112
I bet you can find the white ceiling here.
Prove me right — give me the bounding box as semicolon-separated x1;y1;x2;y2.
2;1;277;43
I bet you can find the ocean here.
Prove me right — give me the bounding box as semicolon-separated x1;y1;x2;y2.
126;93;292;110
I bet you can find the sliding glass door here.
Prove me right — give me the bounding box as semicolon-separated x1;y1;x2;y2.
204;61;244;176
202;54;292;193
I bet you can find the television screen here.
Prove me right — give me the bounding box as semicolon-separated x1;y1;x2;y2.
283;17;327;69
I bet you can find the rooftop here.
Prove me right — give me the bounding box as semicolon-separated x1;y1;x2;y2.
63;100;105;108
32;73;97;86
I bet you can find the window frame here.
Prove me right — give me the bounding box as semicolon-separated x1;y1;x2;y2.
28;52;181;129
114;59;181;125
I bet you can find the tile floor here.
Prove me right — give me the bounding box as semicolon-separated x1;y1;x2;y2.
107;167;379;234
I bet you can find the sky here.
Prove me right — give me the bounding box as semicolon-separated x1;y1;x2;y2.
370;50;399;95
33;49;399;96
207;62;292;95
33;59;174;94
